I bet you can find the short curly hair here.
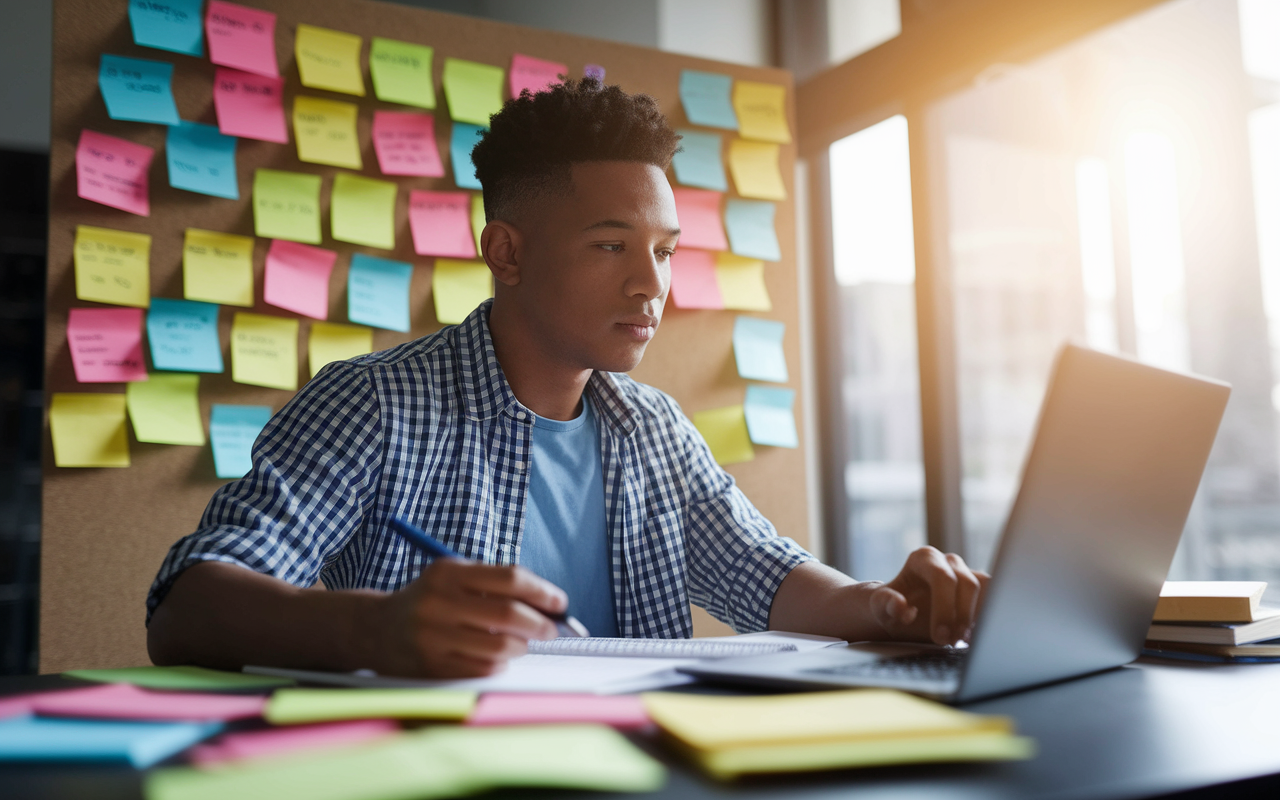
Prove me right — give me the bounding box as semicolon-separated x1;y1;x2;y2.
470;77;681;223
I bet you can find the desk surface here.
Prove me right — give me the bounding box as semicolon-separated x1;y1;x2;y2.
4;658;1280;800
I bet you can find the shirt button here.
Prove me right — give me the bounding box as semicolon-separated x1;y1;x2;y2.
516;411;528;421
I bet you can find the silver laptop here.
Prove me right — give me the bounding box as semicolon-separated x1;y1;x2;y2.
684;344;1230;703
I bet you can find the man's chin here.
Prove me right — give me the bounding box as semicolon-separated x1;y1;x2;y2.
592;344;650;374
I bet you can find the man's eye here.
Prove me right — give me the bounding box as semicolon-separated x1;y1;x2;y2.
658;249;675;260
599;243;623;252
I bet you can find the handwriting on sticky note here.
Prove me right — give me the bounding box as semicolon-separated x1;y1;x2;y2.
129;0;204;56
744;385;797;448
167;122;239;200
725;199;781;262
693;405;755;466
370;38;435;109
183;228;254;307
433;259;492;325
373;111;443;177
147;298;224;373
206;0;277;77
292;95;362;170
231;312;298;390
510;54;566;98
672;129;727;192
669;249;723;310
409;191;475;258
50;393;130;468
715;252;771;311
77;130;153;217
213;67;287;143
679;70;738;130
733;316;788;383
450;122;485;190
126;373;206;446
331;173;397;250
733;81;791;144
210;404;273;479
347;254;412;332
74;225;151;308
67;307;147;383
727;139;786;201
253;168;321;244
264;240;336;320
443;58;504;126
99;54;180;125
309;322;373;378
295;24;365;96
672;189;728;251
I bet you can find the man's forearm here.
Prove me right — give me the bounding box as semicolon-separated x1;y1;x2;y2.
767;561;889;642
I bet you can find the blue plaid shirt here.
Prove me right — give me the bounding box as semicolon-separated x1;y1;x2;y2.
147;300;813;637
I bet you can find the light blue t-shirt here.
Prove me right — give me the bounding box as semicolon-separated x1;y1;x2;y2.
518;397;618;637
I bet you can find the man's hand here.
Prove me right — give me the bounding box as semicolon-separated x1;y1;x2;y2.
867;546;989;646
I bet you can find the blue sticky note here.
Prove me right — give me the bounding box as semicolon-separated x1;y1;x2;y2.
744;385;798;448
725;199;781;262
733;316;788;383
348;254;413;332
166;122;239;199
128;0;204;57
147;298;224;373
450;122;486;190
679;70;738;130
99;54;181;125
672;129;727;191
210;404;273;479
0;716;221;769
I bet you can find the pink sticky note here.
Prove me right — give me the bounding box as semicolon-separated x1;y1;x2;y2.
468;693;650;729
213;67;288;143
206;0;278;78
672;188;728;251
76;130;153;217
409;190;477;258
67;307;148;383
188;719;400;766
30;683;266;722
372;111;444;177
668;248;724;309
264;239;337;320
0;694;34;720
510;54;567;98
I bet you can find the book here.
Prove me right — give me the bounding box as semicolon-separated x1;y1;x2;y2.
527;637;799;659
1147;605;1280;645
1144;637;1280;659
1153;581;1266;622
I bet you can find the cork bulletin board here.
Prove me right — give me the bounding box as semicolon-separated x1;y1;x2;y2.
43;0;806;671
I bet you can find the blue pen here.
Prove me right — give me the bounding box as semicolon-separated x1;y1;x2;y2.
388;516;590;638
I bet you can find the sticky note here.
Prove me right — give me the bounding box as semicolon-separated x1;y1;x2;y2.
0;717;220;769
715;252;771;311
76;129;153;216
309;322;373;377
672;188;728;251
443;58;504;126
147;298;224;373
266;689;476;725
253;168;321;244
693;405;754;465
189;720;398;767
733;316;788;383
470;194;486;254
231;312;298;390
206;1;278;78
727;139;786;201
510;54;566;98
263;240;336;320
469;694;649;729
369;38;435;109
672;129;727;191
213;67;287;143
679;70;738;130
67;307;147;383
450;122;485;190
295;24;365;96
166;122;239;200
584;64;606;82
74;225;151;308
331;173;397;250
372;111;443;177
668;249;722;310
63;666;294;692
98;54;180;125
744;385;798;448
725;199;781;261
733;80;791;143
49;393;130;468
292;95;362;170
126;373;206;446
183;228;254;307
210;404;272;479
408;190;476;258
129;0;204;56
33;683;262;722
433;259;492;325
348;254;412;332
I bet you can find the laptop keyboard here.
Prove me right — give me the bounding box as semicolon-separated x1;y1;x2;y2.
805;649;967;683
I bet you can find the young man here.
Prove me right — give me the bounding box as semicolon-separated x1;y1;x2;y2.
147;79;986;678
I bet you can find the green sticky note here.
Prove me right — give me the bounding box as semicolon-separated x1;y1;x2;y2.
370;37;435;109
331;173;397;250
125;373;206;446
63;665;295;691
442;57;504;126
253;169;322;244
265;688;476;725
231;312;299;391
693;404;755;466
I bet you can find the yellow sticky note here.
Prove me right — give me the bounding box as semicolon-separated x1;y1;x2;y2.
470;193;485;255
732;81;791;144
295;24;365;96
125;373;205;446
49;393;130;468
293;95;362;170
715;252;771;311
231;312;299;391
433;258;492;325
331;173;397;250
74;226;150;308
309;321;373;377
442;57;504;126
253;169;322;244
692;405;755;465
266;688;477;724
183;228;254;307
727;139;786;201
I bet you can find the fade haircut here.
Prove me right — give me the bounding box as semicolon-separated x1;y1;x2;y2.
470;77;681;223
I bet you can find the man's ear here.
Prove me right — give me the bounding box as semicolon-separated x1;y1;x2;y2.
482;220;522;287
